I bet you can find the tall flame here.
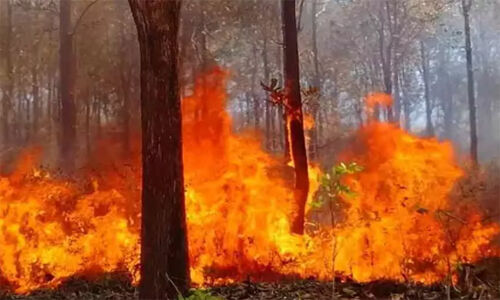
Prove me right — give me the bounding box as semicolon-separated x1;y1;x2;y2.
0;69;497;293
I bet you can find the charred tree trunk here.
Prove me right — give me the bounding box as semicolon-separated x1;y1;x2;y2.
420;41;434;137
128;1;190;299
462;0;478;165
59;0;77;169
1;0;13;146
282;0;309;235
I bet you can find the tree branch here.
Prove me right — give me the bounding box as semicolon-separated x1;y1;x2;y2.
71;0;99;36
296;0;306;32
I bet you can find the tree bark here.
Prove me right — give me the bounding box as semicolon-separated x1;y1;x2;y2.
128;1;190;299
282;0;309;235
462;0;478;165
59;0;77;169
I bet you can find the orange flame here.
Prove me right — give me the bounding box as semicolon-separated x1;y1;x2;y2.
0;68;497;293
365;92;393;109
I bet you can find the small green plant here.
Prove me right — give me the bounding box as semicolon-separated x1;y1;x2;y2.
178;289;222;300
311;162;363;210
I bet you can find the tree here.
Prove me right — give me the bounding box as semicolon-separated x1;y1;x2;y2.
309;0;321;160
420;41;434;136
1;0;13;146
59;0;77;168
128;0;190;299
461;0;478;165
282;0;309;235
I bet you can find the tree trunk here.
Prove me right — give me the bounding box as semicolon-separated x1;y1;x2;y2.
1;0;13;146
393;67;401;124
128;1;190;299
462;0;478;165
282;0;309;235
309;0;320;160
420;41;434;136
251;43;260;128
275;9;288;158
120;24;131;157
47;72;53;138
59;0;77;169
32;64;40;139
263;34;271;150
401;64;411;131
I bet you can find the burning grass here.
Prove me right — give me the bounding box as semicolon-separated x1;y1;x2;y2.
0;69;499;296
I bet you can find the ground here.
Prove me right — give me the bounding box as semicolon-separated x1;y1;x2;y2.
2;271;500;300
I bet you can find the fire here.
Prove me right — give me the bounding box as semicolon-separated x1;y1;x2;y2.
365;92;393;108
0;68;498;293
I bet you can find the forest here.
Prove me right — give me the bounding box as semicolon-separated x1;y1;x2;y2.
0;0;499;299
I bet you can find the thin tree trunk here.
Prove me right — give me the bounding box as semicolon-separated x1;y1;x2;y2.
282;0;309;235
25;88;31;142
310;0;320;160
263;34;271;150
32;64;40;139
393;67;401;124
1;0;13;146
462;0;478;165
59;0;77;169
420;41;434;136
401;64;411;131
95;94;102;139
47;72;53;138
85;94;91;157
120;24;131;157
128;0;190;298
251;43;259;128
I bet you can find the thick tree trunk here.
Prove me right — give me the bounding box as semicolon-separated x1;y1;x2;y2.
282;0;309;235
420;41;434;136
462;0;478;165
128;1;190;299
1;0;13;146
59;0;77;168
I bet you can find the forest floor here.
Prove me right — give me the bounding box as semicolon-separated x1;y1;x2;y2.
2;266;500;300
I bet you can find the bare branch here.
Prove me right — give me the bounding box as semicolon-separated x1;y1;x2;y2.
71;0;99;36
